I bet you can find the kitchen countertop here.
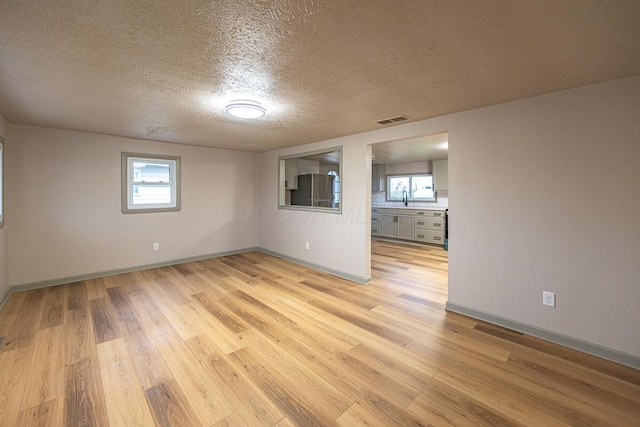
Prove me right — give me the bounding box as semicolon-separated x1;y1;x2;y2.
372;206;447;211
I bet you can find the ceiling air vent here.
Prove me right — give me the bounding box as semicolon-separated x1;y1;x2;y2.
375;115;411;125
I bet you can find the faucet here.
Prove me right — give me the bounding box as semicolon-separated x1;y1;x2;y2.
402;190;408;207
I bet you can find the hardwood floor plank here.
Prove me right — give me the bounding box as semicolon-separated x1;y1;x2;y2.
67;281;88;310
0;346;33;426
106;286;137;322
214;411;249;427
407;378;525;427
0;291;27;317
192;291;250;334
156;276;194;304
21;324;66;410
39;285;67;329
0;313;17;338
144;379;202;427
184;334;284;426
16;396;64;427
85;277;107;301
96;337;155;426
66;307;97;365
309;298;413;346
119;316;173;389
129;293;175;337
180;301;246;354
229;347;334;427
336;402;388;427
90;298;120;344
64;358;109;427
153;329;235;426
149;294;204;340
434;363;574;427
1;288;45;352
236;328;353;419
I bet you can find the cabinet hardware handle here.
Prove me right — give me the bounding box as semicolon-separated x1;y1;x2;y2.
417;222;424;225
434;223;441;226
434;237;441;240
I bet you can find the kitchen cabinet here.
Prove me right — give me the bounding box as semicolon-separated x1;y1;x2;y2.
433;159;448;192
373;207;445;246
380;209;414;240
285;159;298;190
371;208;382;236
414;210;445;245
372;164;386;192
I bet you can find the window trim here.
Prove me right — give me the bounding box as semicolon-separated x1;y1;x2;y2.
121;152;181;214
0;136;4;228
386;173;436;202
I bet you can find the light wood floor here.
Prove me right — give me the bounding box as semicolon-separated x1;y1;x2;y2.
0;239;638;426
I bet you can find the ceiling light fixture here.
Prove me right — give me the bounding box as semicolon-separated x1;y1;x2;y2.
225;100;266;119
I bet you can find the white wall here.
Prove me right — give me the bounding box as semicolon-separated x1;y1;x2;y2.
8;125;259;286
448;77;640;357
258;76;640;357
0;113;8;299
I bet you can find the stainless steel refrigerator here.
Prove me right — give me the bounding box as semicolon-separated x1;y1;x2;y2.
291;174;335;208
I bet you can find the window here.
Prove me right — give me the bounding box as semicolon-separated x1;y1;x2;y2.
387;174;436;202
278;147;342;213
121;152;180;213
0;136;4;228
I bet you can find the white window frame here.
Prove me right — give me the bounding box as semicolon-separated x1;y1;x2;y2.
0;136;4;228
386;173;436;202
121;152;181;214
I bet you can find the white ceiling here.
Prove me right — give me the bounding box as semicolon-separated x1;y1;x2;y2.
1;1;639;152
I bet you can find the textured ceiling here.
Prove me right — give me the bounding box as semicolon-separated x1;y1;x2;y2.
1;0;639;152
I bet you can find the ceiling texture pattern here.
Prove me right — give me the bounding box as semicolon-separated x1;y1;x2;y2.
1;0;639;151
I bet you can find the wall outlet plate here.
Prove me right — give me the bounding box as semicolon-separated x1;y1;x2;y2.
543;291;556;307
153;243;160;251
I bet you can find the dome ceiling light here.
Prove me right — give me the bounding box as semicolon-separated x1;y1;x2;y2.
225;100;266;119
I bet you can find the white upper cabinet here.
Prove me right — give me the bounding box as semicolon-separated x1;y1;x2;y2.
372;164;385;192
284;159;298;190
433;159;448;192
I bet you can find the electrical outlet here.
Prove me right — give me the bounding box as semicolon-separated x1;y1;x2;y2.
153;243;160;251
305;242;310;250
543;291;555;308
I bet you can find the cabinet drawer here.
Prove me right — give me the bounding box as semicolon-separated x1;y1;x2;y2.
428;210;446;218
371;226;381;236
371;208;382;215
378;208;396;214
414;217;445;231
414;230;445;245
371;213;381;223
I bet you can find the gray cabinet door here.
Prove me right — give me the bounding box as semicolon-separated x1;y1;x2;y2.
381;214;397;238
397;215;414;240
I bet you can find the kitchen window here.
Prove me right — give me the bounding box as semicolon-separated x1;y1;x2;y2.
121;152;181;214
386;174;436;202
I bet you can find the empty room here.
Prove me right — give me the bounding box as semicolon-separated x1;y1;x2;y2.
0;1;639;426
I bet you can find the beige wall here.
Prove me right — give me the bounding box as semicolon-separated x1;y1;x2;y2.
8;125;259;286
0;113;8;298
259;76;640;357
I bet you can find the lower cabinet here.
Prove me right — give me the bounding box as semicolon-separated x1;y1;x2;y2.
414;211;445;245
373;207;445;246
381;211;414;240
371;209;382;236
